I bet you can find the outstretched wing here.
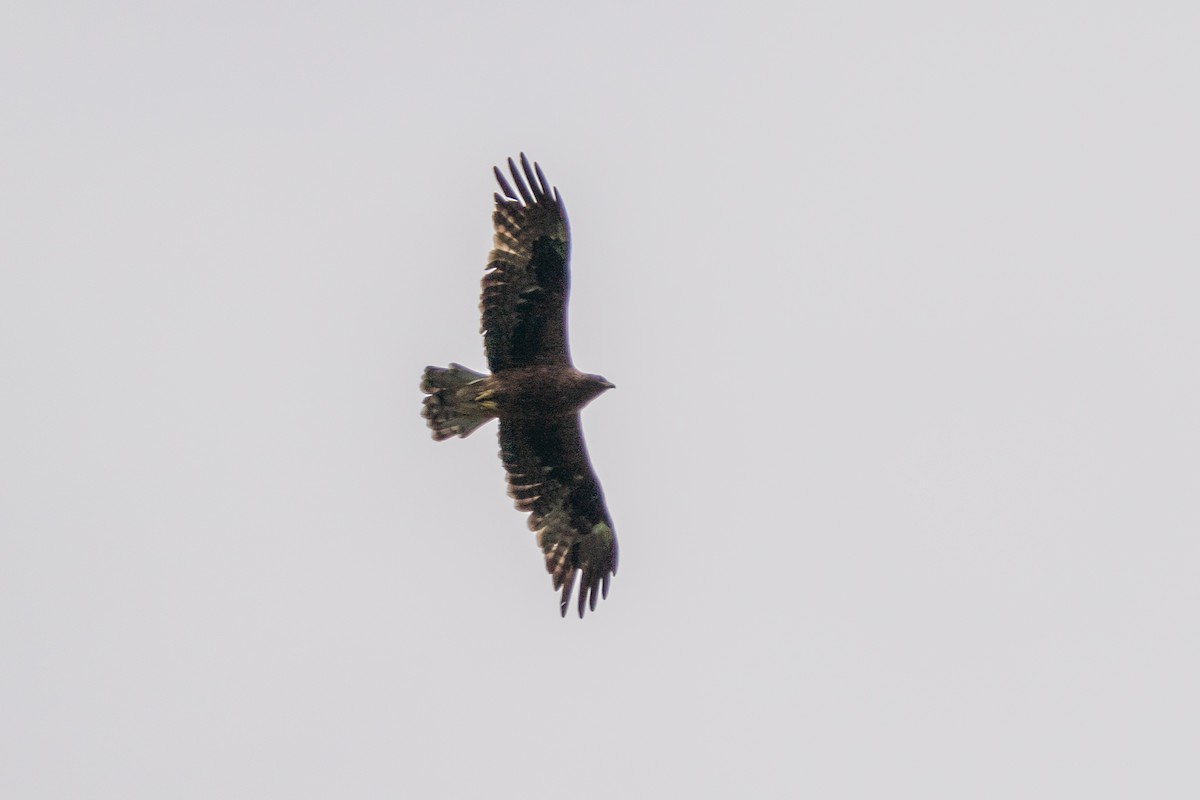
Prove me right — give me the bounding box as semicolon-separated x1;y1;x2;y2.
482;154;572;372
498;415;618;617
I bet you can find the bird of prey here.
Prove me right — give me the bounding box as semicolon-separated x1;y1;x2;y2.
420;154;618;618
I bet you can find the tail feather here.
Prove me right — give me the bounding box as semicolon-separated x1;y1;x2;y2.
421;363;493;440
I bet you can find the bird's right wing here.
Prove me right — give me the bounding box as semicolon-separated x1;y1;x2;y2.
498;414;618;617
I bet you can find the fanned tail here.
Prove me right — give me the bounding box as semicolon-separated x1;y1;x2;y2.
420;364;494;440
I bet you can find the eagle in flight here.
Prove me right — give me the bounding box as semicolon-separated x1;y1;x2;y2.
420;154;618;617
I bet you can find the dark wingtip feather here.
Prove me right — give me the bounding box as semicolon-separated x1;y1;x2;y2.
533;162;551;199
558;569;576;617
519;153;542;200
494;166;517;201
507;156;535;205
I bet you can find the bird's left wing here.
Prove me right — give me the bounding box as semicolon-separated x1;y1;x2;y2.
498;415;618;617
481;154;573;372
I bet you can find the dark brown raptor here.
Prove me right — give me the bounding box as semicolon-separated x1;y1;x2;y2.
420;155;618;618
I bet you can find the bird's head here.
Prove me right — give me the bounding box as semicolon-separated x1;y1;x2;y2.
579;373;615;405
586;373;615;391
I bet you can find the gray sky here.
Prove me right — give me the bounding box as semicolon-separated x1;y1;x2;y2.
3;2;1198;797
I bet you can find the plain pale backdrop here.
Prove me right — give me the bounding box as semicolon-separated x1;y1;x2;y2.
2;2;1198;797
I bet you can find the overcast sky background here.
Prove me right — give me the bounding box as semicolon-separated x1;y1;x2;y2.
3;2;1198;797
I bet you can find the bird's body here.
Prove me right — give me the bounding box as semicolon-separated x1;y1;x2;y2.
479;366;613;421
420;155;618;617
